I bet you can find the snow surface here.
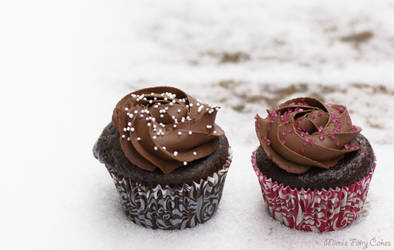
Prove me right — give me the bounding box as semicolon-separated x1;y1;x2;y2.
1;0;394;249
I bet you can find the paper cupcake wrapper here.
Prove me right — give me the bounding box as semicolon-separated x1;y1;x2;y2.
108;152;232;230
251;150;376;232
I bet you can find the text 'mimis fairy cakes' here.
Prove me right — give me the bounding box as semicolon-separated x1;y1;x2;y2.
94;86;231;230
252;97;375;232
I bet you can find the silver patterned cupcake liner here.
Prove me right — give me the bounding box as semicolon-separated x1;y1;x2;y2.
108;152;232;230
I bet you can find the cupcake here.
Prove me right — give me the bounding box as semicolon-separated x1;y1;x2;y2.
93;86;231;230
252;97;375;232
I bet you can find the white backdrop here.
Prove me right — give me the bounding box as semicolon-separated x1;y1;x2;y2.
1;0;394;249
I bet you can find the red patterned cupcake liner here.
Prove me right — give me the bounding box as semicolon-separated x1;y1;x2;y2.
251;150;376;232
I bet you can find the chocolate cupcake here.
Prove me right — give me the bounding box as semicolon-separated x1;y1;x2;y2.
252;97;375;232
93;86;231;230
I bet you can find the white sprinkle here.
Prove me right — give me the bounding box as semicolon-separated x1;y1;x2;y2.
125;107;129;111
177;109;181;113
134;110;138;114
196;103;200;106
213;130;217;134
178;131;182;136
173;124;177;128
149;100;153;104
128;113;134;118
123;128;127;132
154;146;158;151
140;114;144;118
137;137;141;141
130;127;135;132
128;122;132;126
147;123;151;127
126;127;130;131
206;125;213;129
188;131;192;135
173;151;178;156
165;107;169;110
162;146;166;150
121;135;126;138
160;114;164;118
193;152;197;156
183;161;187;166
127;137;130;141
152;135;157;139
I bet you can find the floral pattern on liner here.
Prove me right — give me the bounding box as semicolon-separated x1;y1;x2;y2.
108;153;232;230
251;150;376;232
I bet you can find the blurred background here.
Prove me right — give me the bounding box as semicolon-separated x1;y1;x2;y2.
1;0;394;249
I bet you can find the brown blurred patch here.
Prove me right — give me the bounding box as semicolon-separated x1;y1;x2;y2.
351;83;394;95
201;51;250;64
340;31;374;49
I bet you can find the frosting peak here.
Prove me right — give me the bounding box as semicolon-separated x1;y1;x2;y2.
112;86;224;174
255;97;361;174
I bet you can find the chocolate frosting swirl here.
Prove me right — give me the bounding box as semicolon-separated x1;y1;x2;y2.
255;97;361;174
112;86;224;174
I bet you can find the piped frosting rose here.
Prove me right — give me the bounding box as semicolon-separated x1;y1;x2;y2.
112;86;224;174
255;97;361;174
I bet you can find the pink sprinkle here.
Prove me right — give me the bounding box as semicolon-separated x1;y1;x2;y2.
281;139;286;145
311;115;316;120
282;131;287;136
318;126;323;132
327;104;332;107
336;141;340;146
338;106;345;113
308;138;315;144
344;144;350;150
257;122;261;128
268;154;272;159
317;112;323;117
301;148;305;153
254;114;259;120
364;151;369;156
319;135;325;141
303;140;308;146
288;128;294;134
266;139;271;146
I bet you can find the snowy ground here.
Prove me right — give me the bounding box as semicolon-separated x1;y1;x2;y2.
1;0;394;249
